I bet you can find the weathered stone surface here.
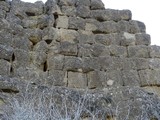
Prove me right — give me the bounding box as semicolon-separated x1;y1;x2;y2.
124;58;149;70
0;45;13;61
56;29;79;43
128;45;149;58
76;6;90;18
149;58;160;70
78;44;110;57
0;1;10;12
47;54;64;70
68;72;87;88
109;45;127;57
90;0;105;10
0;59;11;76
61;6;76;16
64;56;83;71
121;32;136;46
101;21;118;33
149;45;160;58
26;28;42;44
42;27;58;41
33;41;48;53
98;56;112;71
122;70;140;86
90;9;131;21
58;41;77;56
56;16;69;29
118;20;130;33
59;0;76;6
48;70;66;86
75;0;90;6
129;20;146;33
135;33;151;45
139;69;160;86
0;9;6;18
68;17;86;30
87;70;106;88
77;30;95;44
45;0;61;14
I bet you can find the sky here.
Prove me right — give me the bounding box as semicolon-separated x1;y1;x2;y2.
22;0;160;45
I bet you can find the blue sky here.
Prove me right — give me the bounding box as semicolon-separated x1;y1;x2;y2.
22;0;160;45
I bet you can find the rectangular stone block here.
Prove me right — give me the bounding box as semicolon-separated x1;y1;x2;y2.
121;32;136;46
76;5;90;18
59;41;78;56
98;56;112;71
42;27;58;41
101;21;118;33
122;70;140;86
61;6;76;16
76;0;90;6
68;72;87;88
64;56;83;71
68;17;86;30
57;28;79;43
48;70;66;86
83;57;100;72
139;69;160;86
0;45;13;61
90;0;105;10
107;70;123;86
135;33;151;46
109;45;127;57
85;19;99;32
129;20;146;34
0;59;11;76
90;9;131;21
149;45;160;58
87;70;106;89
124;58;149;70
59;0;76;6
149;58;160;70
56;15;69;29
118;20;130;33
77;30;95;44
47;54;64;70
128;45;150;58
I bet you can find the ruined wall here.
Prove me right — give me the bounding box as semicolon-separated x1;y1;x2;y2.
1;0;160;92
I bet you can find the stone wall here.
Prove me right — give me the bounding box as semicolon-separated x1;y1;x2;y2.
1;0;160;90
1;0;160;119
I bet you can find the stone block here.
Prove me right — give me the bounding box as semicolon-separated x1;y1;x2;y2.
101;21;118;33
45;0;61;14
109;45;127;57
13;49;30;68
22;18;38;28
0;1;10;12
129;20;146;33
75;0;90;6
85;19;99;31
128;45;149;58
83;57;100;72
90;9;131;21
47;54;64;70
96;33;122;45
59;0;76;6
57;29;79;43
121;32;136;46
90;0;105;10
42;27;58;41
0;59;11;76
122;70;140;86
33;41;48;53
124;58;149;70
149;58;160;70
118;20;130;33
110;57;126;71
64;56;83;71
0;31;12;46
68;72;87;88
139;69;160;86
0;44;13;61
135;33;151;45
31;51;47;69
61;6;76;16
107;70;123;86
149;45;160;58
56;16;69;29
76;5;90;18
0;9;6;18
59;41;78;56
26;28;42;44
87;70;106;88
68;17;86;30
77;30;95;44
13;36;31;51
98;56;112;71
78;44;110;57
48;70;66;86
